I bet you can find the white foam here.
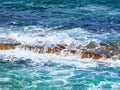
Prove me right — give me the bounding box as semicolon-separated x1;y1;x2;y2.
0;25;119;48
88;84;101;90
0;26;120;69
0;49;120;69
7;31;76;46
23;25;52;32
0;26;100;46
88;80;120;90
0;78;10;82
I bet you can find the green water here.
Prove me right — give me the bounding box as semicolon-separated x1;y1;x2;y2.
0;0;120;89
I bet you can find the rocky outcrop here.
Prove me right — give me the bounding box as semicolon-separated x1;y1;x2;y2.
0;43;20;50
0;43;119;60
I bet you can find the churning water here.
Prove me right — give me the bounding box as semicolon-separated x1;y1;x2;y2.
0;0;120;90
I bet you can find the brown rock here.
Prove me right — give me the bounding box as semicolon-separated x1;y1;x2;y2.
0;43;119;60
81;52;103;59
0;43;20;50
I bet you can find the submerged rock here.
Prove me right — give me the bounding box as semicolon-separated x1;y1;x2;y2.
0;43;119;60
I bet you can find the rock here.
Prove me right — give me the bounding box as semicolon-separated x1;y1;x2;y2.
81;52;103;59
0;43;20;50
0;43;119;60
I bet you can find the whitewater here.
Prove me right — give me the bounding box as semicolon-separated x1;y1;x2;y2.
0;0;120;90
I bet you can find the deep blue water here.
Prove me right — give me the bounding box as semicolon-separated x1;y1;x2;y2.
0;0;120;90
0;0;120;30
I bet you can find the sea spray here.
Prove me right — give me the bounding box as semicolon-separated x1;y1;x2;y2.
0;0;120;89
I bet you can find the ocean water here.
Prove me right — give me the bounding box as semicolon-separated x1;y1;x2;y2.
0;0;120;90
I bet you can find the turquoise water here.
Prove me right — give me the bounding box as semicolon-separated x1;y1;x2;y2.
1;51;120;90
0;0;120;90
